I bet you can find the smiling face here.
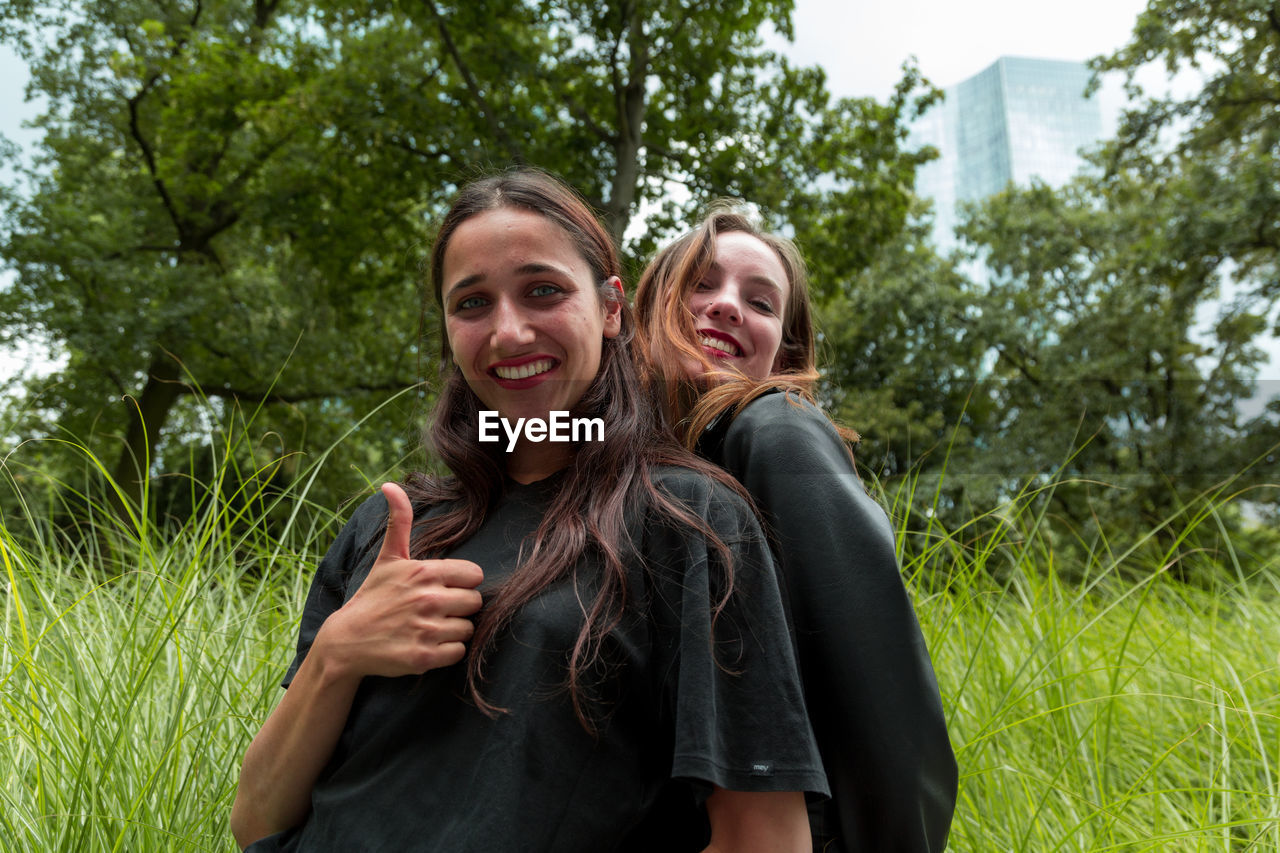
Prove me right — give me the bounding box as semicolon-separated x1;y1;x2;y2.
442;206;622;429
685;231;791;382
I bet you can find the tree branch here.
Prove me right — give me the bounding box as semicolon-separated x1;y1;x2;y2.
424;0;524;164
994;343;1044;386
189;209;241;256
254;0;283;31
223;127;299;204
666;5;696;47
562;93;617;145
104;243;180;260
387;136;451;162
127;77;187;246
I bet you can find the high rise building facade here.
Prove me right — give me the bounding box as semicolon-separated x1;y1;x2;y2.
910;57;1105;249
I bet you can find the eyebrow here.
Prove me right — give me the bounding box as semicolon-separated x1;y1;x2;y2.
708;261;783;294
445;263;571;297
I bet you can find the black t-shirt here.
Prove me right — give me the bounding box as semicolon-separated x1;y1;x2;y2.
246;467;826;853
700;392;958;852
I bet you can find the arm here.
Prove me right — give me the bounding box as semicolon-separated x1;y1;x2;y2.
719;393;957;851
639;470;828;847
229;639;363;848
230;483;484;849
702;789;808;853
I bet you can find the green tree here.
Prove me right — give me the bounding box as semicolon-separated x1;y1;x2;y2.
815;211;990;487
1073;0;1280;548
1091;0;1280;325
2;0;937;521
0;1;464;515
843;0;1280;559
391;0;938;269
957;170;1276;569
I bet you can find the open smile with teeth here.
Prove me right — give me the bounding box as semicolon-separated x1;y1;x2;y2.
492;358;557;380
700;335;742;357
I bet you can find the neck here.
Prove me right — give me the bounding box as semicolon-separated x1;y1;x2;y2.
505;441;574;484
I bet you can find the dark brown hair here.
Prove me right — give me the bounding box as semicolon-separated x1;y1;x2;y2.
407;169;742;730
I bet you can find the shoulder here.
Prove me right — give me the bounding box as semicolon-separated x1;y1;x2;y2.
713;391;852;479
715;393;890;530
729;390;841;444
647;464;746;512
638;465;763;547
339;490;392;543
347;489;390;523
310;491;389;579
323;486;450;567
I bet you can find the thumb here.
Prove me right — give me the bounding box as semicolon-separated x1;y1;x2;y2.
377;482;414;561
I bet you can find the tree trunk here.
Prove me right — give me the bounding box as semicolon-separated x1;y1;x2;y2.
108;350;185;521
603;8;649;245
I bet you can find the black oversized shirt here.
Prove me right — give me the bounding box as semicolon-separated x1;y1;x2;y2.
246;467;826;853
700;392;958;852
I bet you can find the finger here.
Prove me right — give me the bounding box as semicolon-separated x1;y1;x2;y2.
429;587;485;618
432;559;486;590
424;641;469;671
426;615;477;644
377;482;414;561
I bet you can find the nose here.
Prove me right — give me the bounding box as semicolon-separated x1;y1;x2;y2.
490;297;535;351
703;290;743;325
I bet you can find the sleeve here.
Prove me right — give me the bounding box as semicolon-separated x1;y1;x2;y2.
643;471;830;802
719;393;958;852
280;493;388;688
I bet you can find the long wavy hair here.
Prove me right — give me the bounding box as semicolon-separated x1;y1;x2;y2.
634;205;862;449
405;169;741;731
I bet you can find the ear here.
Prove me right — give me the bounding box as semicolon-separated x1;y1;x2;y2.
601;275;624;339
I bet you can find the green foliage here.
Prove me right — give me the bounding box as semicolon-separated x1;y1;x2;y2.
816;211;988;483
0;0;452;514
0;0;934;522
1090;0;1280;321
840;0;1280;549
954;172;1276;547
947;137;1274;555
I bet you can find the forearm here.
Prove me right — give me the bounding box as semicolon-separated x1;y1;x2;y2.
701;789;808;853
230;647;361;849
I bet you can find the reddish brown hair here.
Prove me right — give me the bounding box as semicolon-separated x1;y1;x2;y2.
634;205;851;447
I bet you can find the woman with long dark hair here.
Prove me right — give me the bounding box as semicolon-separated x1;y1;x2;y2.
230;172;826;852
634;206;958;852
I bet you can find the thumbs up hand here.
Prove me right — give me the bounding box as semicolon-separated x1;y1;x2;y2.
313;482;485;680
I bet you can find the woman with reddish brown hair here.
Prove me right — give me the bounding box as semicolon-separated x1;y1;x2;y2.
230;173;826;852
634;206;958;853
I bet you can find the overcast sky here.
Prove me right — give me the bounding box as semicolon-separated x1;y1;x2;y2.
780;0;1150;99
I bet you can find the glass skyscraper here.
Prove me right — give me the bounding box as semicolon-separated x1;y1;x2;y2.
910;56;1105;249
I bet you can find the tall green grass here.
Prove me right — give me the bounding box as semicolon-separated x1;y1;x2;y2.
896;473;1280;851
2;423;1278;851
0;427;337;852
